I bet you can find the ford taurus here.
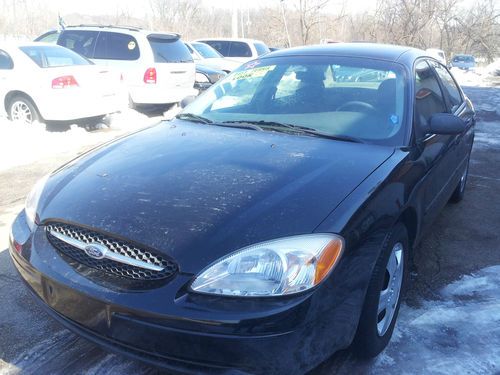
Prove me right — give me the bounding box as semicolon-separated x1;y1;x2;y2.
9;43;475;374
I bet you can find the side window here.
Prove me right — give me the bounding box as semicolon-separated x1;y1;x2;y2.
414;60;446;129
94;32;140;61
430;61;463;112
228;42;252;58
0;50;13;69
204;41;230;56
58;30;99;58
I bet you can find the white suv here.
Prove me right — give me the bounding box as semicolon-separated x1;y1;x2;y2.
37;26;197;106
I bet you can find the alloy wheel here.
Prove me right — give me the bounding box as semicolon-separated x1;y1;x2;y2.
377;242;404;336
11;101;33;125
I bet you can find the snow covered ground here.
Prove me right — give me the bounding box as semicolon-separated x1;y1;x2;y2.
450;59;500;88
0;106;180;172
371;266;500;374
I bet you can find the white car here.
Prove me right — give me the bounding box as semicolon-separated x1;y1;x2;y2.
194;38;270;63
185;42;241;72
0;42;122;125
37;26;197;106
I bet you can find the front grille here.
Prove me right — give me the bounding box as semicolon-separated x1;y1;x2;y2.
46;223;178;281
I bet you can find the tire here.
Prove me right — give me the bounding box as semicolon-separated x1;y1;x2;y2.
352;223;409;358
450;158;470;203
8;95;41;125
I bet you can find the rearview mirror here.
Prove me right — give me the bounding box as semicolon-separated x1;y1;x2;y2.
180;95;197;109
429;113;466;135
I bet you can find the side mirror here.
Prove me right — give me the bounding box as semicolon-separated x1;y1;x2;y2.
428;113;466;135
180;95;197;109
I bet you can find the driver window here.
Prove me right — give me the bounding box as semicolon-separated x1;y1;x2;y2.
414;60;446;131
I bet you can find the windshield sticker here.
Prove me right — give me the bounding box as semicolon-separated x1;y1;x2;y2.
390;114;399;125
245;60;261;69
231;65;276;81
128;41;136;50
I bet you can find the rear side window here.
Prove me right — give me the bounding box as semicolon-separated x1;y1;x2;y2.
58;30;98;58
253;42;270;56
94;32;140;60
20;46;91;68
430;61;463;112
414;60;446;128
228;42;252;58
148;35;192;63
202;40;231;56
0;50;14;69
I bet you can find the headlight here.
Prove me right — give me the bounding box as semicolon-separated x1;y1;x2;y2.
25;174;49;230
195;72;210;83
190;234;344;297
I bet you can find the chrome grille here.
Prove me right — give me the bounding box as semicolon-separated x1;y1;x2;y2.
46;223;178;281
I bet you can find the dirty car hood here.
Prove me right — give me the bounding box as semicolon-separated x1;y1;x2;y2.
38;121;394;274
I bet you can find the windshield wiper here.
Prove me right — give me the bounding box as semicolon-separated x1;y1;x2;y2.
223;120;364;143
175;113;213;124
175;114;262;131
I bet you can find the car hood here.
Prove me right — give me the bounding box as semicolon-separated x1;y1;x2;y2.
39;121;394;274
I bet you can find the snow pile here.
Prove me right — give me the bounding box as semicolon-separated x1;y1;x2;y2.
451;58;500;87
0;106;180;172
373;266;500;374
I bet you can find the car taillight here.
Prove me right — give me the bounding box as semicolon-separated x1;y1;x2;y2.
144;68;157;84
52;75;79;89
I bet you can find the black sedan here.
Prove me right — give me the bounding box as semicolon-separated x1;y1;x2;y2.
194;64;227;92
9;43;474;374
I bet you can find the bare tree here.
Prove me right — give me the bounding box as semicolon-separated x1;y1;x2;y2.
295;0;331;44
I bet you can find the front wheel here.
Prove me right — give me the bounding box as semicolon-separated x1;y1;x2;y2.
8;96;41;125
352;223;408;358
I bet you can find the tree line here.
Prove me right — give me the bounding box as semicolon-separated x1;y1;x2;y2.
1;0;498;62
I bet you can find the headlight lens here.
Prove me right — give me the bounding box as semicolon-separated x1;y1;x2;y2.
195;72;210;83
25;174;49;230
190;234;344;297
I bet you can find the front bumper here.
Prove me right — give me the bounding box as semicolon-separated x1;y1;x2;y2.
9;211;359;374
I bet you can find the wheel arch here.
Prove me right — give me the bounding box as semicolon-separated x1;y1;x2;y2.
397;206;418;250
4;91;42;119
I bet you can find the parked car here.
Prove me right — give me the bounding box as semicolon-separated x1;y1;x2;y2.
194;37;270;63
185;41;240;72
36;25;197;106
450;54;476;70
426;48;446;65
0;42;122;125
194;64;227;92
10;43;474;374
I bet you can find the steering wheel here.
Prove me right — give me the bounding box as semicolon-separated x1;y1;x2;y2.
336;101;377;114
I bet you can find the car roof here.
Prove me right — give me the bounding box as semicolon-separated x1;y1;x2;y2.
264;43;427;64
195;37;266;44
64;25;180;38
0;41;64;50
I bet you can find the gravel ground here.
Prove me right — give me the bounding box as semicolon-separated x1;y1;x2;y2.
0;86;499;375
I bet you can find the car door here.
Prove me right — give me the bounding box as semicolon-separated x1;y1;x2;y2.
0;49;15;116
429;60;475;181
412;59;458;229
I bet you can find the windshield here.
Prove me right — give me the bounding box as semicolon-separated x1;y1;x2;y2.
20;45;91;68
192;42;223;58
182;56;407;146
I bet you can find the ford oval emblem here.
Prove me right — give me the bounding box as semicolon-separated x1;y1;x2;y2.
83;243;108;259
